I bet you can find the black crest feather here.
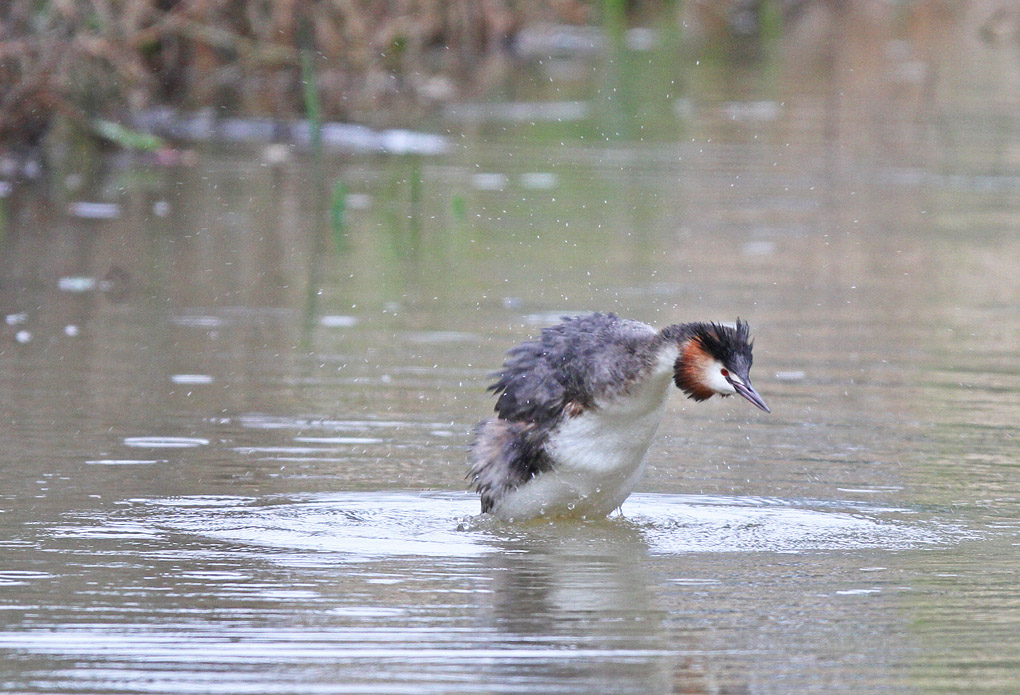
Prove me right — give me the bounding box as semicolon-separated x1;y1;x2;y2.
689;319;754;375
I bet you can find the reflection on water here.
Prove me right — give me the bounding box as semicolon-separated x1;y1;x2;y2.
3;4;1020;694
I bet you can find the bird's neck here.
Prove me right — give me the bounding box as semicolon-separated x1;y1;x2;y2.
658;326;715;401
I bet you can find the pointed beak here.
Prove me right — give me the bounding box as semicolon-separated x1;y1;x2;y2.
728;376;771;413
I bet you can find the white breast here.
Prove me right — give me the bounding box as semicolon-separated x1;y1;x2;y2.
490;346;678;521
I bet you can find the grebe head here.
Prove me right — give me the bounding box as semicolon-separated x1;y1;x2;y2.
673;319;770;413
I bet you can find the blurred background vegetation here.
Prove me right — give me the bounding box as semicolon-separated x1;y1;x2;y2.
2;1;1019;158
0;0;897;145
0;0;590;142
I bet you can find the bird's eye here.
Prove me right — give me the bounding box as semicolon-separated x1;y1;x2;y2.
720;368;729;377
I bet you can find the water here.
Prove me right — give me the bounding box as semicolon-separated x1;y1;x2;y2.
3;9;1020;694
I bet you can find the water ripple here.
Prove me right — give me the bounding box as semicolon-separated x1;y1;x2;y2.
118;491;969;561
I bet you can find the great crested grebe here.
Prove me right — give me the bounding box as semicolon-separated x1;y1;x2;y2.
468;313;769;520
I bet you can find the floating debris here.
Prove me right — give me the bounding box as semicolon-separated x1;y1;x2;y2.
742;241;777;256
723;100;781;122
14;330;31;344
123;436;210;448
170;314;223;328
0;181;11;197
133;109;448;156
625;27;658;51
345;193;372;210
319;315;358;328
472;173;507;191
152;201;171;217
262;143;291;165
520;172;558;189
171;374;214;385
293;436;383;445
315;122;380;152
219;117;279;142
514;23;606;58
68;202;121;219
64;324;79;337
379;129;447;155
5;313;26;325
57;276;97;293
775;371;806;382
445;101;590;124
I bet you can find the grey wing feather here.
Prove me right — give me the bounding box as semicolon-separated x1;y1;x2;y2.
468;418;554;513
487;313;657;422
